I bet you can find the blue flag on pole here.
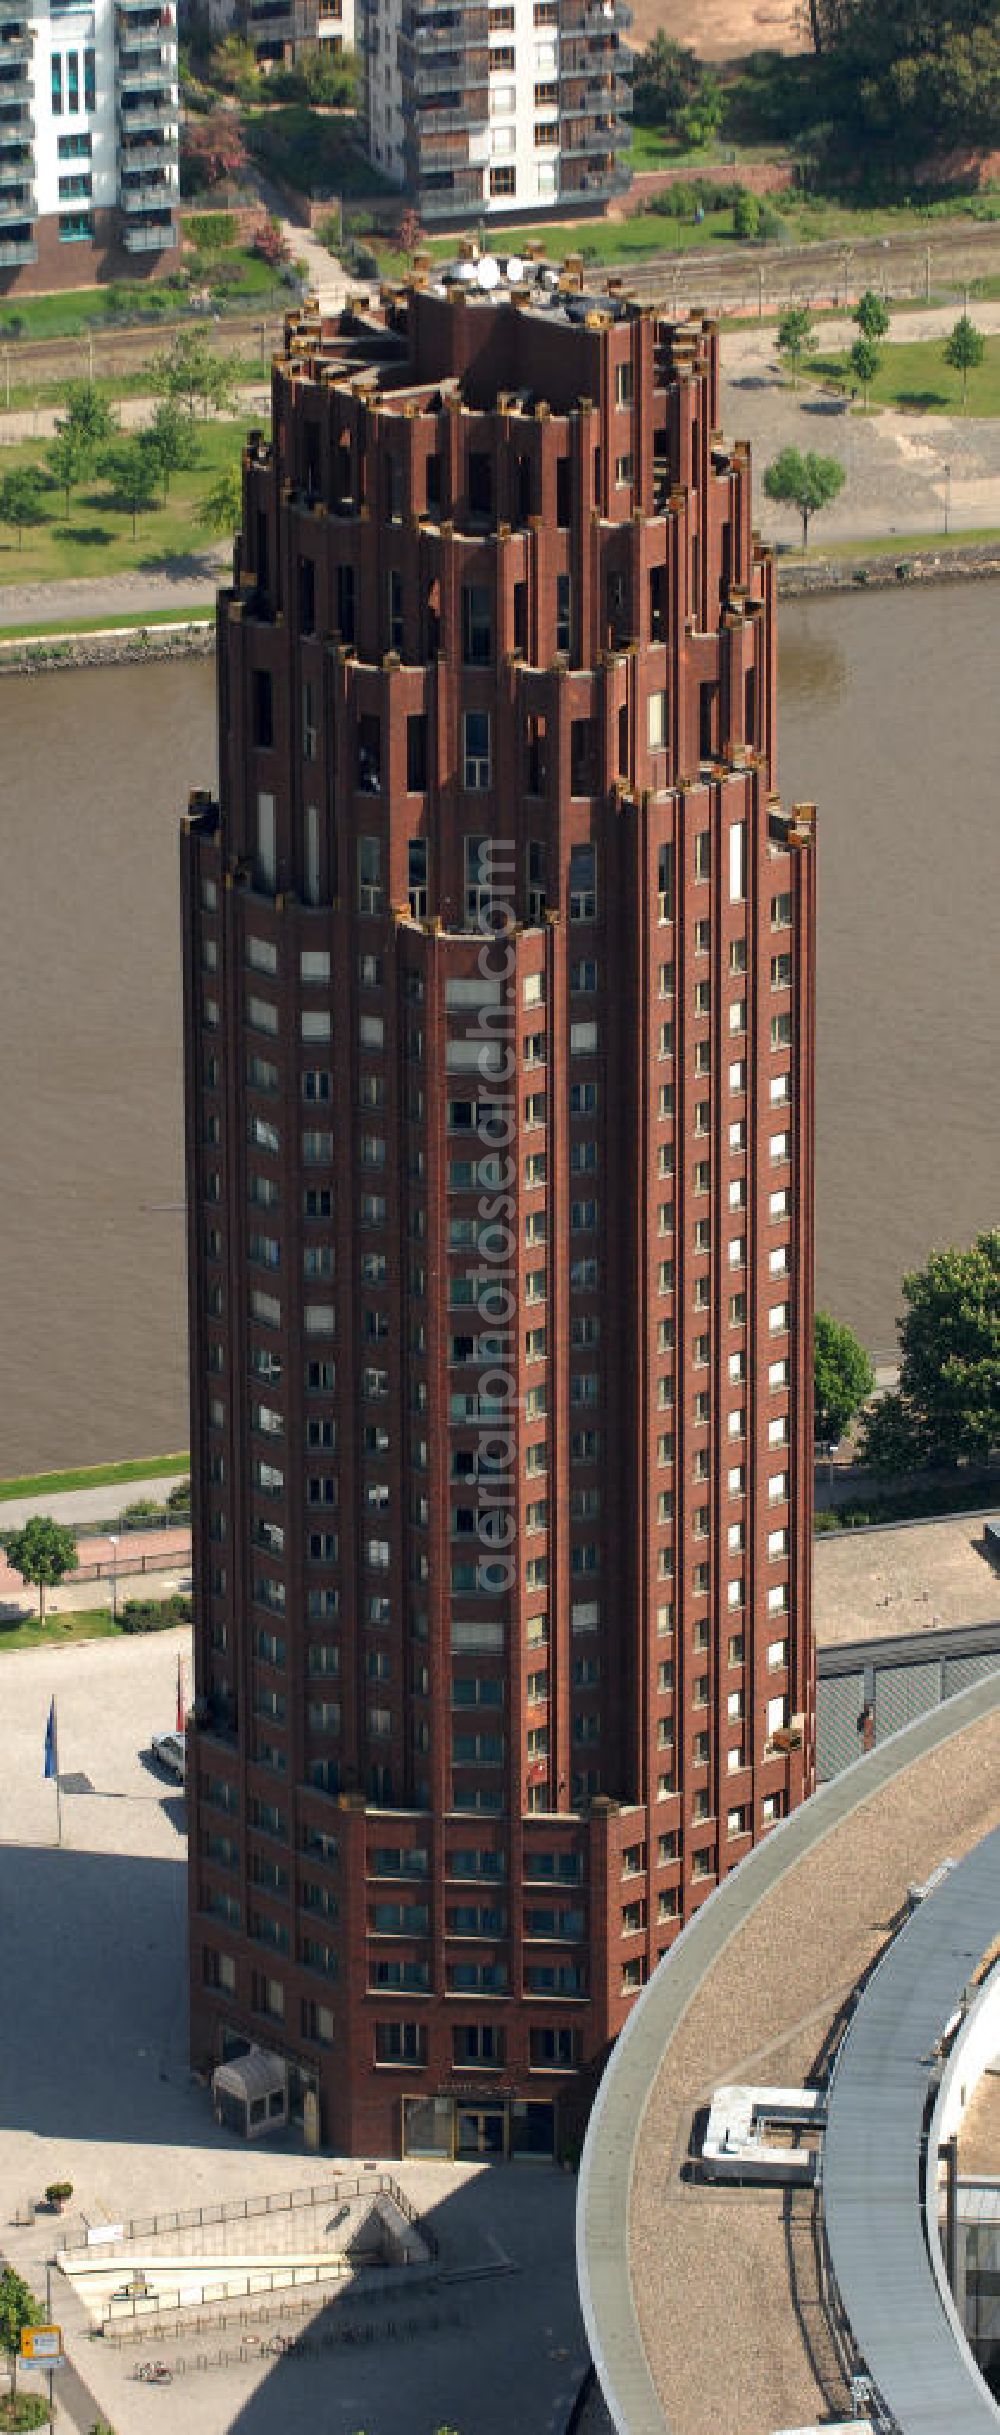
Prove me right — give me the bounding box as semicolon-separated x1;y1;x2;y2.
43;1696;58;1781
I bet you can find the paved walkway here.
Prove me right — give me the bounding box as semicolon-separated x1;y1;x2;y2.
0;1474;188;1529
0;1640;587;2435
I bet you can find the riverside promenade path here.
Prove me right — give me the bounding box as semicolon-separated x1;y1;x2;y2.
0;1473;191;1617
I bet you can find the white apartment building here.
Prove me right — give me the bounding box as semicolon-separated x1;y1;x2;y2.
0;0;178;297
361;0;630;223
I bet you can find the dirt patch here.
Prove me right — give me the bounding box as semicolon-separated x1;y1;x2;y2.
627;0;805;61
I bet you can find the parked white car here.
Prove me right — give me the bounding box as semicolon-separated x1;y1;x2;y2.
150;1731;185;1783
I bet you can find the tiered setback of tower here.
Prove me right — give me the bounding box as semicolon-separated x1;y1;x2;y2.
182;269;815;2160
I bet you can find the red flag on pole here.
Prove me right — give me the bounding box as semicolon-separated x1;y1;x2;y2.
176;1654;185;1735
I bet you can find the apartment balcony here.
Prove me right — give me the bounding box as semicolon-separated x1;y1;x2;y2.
561;0;631;29
120;172;173;210
117;0;175;13
416;177;486;220
402;5;488;46
0;181;33;223
0;228;36;265
0;147;29;187
559;116;629;158
560;159;631;199
122;216;177;253
118;53;177;90
0;29;32;67
0;114;33;158
118;96;177;131
118;137;176;171
0;56;29;103
118;22;178;61
415;98;488;141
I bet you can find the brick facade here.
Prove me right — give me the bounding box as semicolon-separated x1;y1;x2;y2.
182;270;815;2162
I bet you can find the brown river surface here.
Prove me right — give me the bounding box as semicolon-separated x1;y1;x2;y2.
1;587;998;1473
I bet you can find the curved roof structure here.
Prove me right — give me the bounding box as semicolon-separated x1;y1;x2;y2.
823;1822;1000;2435
577;1672;1000;2435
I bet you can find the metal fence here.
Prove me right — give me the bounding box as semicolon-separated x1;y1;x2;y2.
60;2168;437;2265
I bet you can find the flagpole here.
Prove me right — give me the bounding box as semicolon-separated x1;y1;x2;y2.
54;1695;62;1848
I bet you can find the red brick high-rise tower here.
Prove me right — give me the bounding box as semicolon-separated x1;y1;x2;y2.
182;266;815;2162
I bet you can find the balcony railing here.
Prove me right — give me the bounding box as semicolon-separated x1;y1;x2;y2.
118;54;177;89
0;31;31;66
118;97;177;128
0;182;33;223
120;175;172;210
0;151;29;187
122;218;177;253
118;21;177;57
0;101;31;138
0;230;35;264
118;138;175;170
560;116;629;158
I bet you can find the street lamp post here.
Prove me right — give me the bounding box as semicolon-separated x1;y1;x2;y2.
944;462;951;537
108;1534;119;1625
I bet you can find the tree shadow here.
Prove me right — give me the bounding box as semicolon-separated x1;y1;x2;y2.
135;548;225;580
53;524;114;548
892;388;950;411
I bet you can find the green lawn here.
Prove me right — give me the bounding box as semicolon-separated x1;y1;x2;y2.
0;1608;122;1652
372;205;741;280
0;254;284;345
799;523;1000;560
0;417;245;586
811;331;1000;416
0;1452;188;1501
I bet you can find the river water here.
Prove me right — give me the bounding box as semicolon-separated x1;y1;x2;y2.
1;587;997;1473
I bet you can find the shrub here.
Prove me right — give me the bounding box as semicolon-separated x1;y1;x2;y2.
757;199;788;240
118;1595;192;1634
166;1481;192;1513
733;187;761;238
0;2398;50;2432
44;2181;73;2207
120;1497;166;1522
252;215;291;269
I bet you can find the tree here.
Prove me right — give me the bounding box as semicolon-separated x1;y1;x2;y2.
100;437;159;538
0;465;47;551
144;397;199;499
854;287;890;343
151;328;234;420
763;446;845;547
631;33;722;143
58;378;118;458
814;1310;875;1445
850;334;881;409
47;423;91;516
860;1231;1000;1472
857;1388;924;1480
776;305;816;389
198;460;242;535
0;2268;41;2394
4;1517;78;1622
180;108;248;195
398;206;423;263
944;313;986;412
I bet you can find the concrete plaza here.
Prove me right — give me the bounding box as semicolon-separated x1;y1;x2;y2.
0;1633;587;2435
